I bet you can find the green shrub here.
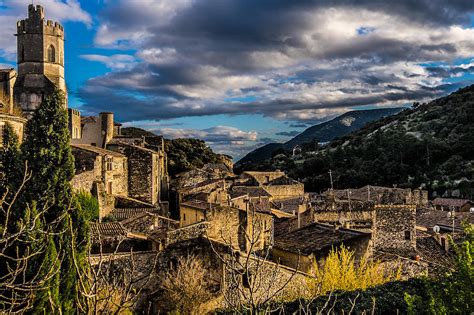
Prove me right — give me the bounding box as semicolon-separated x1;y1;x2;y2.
75;190;100;221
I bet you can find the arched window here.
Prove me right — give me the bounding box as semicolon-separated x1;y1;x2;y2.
47;45;55;62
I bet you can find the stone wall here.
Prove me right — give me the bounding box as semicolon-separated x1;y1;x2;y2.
263;183;305;199
108;143;159;205
373;205;417;253
166;221;210;245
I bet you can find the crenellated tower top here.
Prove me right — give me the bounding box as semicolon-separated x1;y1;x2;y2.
13;4;67;117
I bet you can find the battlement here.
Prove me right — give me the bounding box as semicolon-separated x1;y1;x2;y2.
28;4;44;20
17;5;63;36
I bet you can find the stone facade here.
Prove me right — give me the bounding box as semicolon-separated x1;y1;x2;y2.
373;204;417;254
14;5;67;117
329;185;428;206
107;142;164;205
272;223;372;272
71;144;128;218
68;108;81;139
71;112;115;148
0;68;16;112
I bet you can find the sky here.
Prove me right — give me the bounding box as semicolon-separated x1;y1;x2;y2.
0;0;473;160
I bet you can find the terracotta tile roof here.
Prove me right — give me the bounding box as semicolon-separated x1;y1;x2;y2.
274;223;370;255
72;144;125;158
432;198;472;208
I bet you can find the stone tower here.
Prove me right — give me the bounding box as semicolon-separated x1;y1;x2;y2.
13;4;67;117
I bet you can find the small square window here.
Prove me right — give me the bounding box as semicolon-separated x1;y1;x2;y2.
404;230;411;240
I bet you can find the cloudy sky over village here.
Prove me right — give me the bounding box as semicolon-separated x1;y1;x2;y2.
0;0;473;158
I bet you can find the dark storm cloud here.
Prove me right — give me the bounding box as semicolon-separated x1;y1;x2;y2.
77;0;474;122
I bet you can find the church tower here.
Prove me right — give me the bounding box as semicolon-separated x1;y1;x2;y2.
14;4;67;117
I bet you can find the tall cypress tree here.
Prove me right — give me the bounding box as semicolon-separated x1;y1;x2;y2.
21;90;88;313
22;90;74;224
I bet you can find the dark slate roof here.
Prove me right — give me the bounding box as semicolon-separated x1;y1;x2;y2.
416;209;473;230
111;207;161;221
229;190;248;200
90;222;127;240
249;197;272;214
72;144;125;158
272;197;305;214
181;200;215;211
274;223;370;255
415;232;455;274
231;186;271;198
267;176;300;186
179;178;224;192
432;198;472;208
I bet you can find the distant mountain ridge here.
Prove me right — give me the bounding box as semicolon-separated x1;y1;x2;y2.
235;85;474;197
237;107;403;165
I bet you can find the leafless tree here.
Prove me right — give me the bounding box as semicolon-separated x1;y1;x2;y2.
0;165;64;313
208;202;306;314
159;254;213;314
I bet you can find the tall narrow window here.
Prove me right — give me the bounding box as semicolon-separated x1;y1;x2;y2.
20;47;25;62
47;45;55;62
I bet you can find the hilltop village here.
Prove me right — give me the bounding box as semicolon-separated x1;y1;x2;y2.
0;5;472;313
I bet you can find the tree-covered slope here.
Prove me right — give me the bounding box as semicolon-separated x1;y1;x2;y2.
238;85;474;197
237;108;402;165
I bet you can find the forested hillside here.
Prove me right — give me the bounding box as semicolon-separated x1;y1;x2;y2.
237;85;474;197
237;108;402;165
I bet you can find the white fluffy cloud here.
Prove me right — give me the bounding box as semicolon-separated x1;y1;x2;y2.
0;0;91;60
78;1;474;123
150;126;257;143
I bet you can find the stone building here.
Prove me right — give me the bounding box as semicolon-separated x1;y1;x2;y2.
328;185;428;206
373;204;417;254
239;171;305;199
272;223;372;273
0;69;16;111
0;69;26;146
432;198;472;212
71;144;128;218
107;141;168;206
179;200;273;252
14;5;67;117
70;111;121;148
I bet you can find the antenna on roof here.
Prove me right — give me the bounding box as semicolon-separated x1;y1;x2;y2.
329;169;334;192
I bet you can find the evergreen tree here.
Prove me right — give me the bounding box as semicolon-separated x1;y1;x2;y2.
22;90;74;224
20;90;88;313
0;123;22;204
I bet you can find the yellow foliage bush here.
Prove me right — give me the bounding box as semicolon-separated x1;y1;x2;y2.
308;245;401;295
